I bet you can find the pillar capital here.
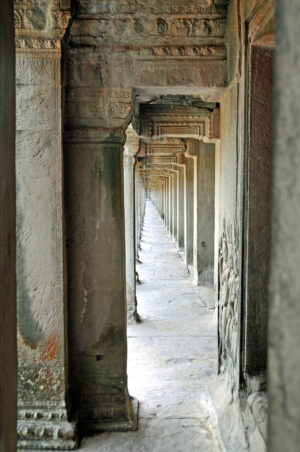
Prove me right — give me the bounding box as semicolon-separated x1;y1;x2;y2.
124;124;140;157
14;0;71;51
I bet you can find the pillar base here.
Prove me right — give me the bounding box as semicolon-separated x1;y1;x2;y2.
127;297;141;323
17;406;77;450
80;397;139;434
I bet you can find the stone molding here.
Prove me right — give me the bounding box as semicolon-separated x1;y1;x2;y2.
146;142;186;155
15;38;61;51
142;107;220;141
64;127;127;145
74;3;228;18
246;0;274;44
17;407;77;450
14;0;71;47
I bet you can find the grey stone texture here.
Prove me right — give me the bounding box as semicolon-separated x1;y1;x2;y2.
14;1;77;448
11;1;300;451
65;140;134;432
193;141;215;286
268;1;300;451
0;1;17;451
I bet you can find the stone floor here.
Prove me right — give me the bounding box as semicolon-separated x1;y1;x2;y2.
80;200;220;451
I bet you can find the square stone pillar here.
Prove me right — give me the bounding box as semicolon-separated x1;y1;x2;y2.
65;131;136;433
172;170;178;241
269;1;300;450
0;2;17;450
16;42;77;449
176;164;186;250
193;142;215;286
165;177;170;229
124;126;139;322
164;178;168;226
185;155;195;265
169;174;173;235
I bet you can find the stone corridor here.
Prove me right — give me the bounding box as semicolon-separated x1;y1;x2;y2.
80;201;219;451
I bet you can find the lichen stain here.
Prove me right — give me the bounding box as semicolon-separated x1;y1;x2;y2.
41;333;58;361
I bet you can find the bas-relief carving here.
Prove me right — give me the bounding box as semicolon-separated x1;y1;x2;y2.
70;16;226;44
218;219;240;388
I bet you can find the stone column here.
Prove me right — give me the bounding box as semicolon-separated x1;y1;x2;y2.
160;181;164;218
172;170;178;241
169;174;173;235
165;177;170;229
269;1;300;450
185;154;195;266
176;164;186;250
124;126;139;322
15;4;77;449
0;2;17;450
135;168;146;254
193;142;215;286
164;178;168;225
65;131;136;433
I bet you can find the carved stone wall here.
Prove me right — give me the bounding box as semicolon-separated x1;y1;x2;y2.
218;219;240;390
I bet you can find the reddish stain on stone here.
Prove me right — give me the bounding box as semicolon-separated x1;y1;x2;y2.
41;334;58;361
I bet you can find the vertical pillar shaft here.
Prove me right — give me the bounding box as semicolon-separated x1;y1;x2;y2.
165;178;169;228
177;165;186;249
185;157;195;265
16;42;77;448
169;175;173;234
0;2;16;450
65;135;136;432
173;171;178;240
124;126;139;321
193;142;215;286
269;2;300;449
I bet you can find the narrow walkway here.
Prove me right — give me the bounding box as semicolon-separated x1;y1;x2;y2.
81;201;219;451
